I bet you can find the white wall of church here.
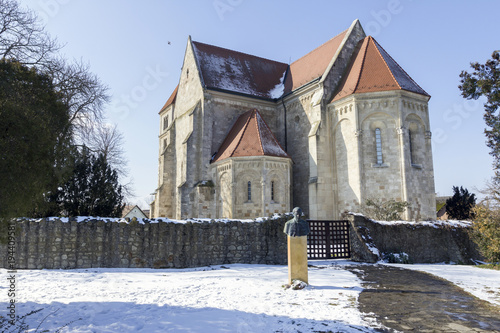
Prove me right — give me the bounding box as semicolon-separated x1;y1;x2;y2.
330;91;436;220
212;157;292;219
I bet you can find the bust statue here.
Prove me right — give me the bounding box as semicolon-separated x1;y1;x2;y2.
284;207;310;237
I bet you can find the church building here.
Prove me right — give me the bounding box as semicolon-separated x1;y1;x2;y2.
150;19;436;221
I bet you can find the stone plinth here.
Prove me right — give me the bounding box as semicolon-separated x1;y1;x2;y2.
287;235;308;284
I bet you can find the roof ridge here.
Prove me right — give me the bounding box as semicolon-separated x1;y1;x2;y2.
230;111;254;158
255;110;290;158
253;110;265;155
353;37;371;94
192;40;287;66
368;36;401;90
290;29;348;66
370;36;429;95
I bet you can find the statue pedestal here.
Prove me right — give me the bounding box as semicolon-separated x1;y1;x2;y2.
287;235;308;284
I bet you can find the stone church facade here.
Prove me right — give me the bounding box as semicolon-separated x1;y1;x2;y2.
151;19;436;221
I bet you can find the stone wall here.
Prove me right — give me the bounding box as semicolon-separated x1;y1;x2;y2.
347;214;482;264
1;216;289;270
3;214;479;270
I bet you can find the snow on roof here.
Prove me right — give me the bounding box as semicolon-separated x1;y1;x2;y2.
268;71;286;99
192;41;288;100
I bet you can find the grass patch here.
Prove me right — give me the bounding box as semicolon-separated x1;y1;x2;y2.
477;263;500;270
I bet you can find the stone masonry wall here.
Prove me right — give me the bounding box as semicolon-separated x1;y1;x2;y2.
3;214;479;270
347;214;482;264
1;216;289;270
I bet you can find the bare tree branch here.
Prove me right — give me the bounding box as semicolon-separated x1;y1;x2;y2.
85;123;133;198
86;124;127;175
0;0;61;66
1;0;129;197
1;0;110;143
46;57;110;141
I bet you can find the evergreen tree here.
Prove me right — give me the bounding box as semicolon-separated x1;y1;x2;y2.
0;59;72;218
459;51;500;178
50;147;124;217
446;186;476;220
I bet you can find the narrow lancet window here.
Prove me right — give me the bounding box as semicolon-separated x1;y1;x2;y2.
375;128;383;165
408;129;415;165
247;181;252;202
271;181;275;202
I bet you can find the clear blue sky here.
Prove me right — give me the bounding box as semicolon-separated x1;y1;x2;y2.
18;0;499;208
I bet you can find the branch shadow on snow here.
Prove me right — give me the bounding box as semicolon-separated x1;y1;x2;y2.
1;301;379;333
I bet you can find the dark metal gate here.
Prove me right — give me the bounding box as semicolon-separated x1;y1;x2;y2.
307;220;351;259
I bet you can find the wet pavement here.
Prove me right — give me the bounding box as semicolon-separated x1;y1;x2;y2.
346;265;500;332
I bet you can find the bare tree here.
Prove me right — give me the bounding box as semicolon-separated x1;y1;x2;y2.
1;0;110;142
85;123;134;198
86;124;127;176
0;0;60;66
47;57;110;141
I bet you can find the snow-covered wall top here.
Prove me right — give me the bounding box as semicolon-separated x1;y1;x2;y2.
2;215;290;270
28;213;291;225
347;214;481;264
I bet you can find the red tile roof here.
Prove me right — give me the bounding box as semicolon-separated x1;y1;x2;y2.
284;30;348;93
331;36;429;102
211;109;290;163
192;41;288;100
159;85;178;113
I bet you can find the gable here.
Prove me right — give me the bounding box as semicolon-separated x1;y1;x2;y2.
331;36;429;102
192;41;288;100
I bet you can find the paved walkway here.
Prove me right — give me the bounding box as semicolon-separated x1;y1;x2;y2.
346;265;500;332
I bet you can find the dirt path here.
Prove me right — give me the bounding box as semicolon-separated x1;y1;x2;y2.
346;265;500;332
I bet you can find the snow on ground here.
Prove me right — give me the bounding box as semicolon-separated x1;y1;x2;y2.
1;261;378;332
1;261;499;332
386;263;500;307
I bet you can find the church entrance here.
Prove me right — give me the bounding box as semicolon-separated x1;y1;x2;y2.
307;220;351;259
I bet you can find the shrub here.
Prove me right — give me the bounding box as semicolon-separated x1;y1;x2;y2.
384;252;412;264
470;205;500;263
364;198;410;221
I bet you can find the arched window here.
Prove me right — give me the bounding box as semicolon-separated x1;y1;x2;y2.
247;181;252;202
408;129;415;165
271;181;275;202
163;116;169;130
375;128;383;165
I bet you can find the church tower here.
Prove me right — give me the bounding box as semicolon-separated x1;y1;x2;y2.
329;36;435;220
